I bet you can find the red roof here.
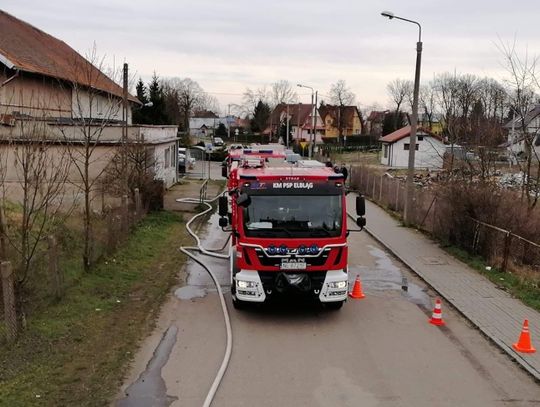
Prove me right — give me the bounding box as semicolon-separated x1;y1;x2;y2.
0;10;138;103
379;126;443;143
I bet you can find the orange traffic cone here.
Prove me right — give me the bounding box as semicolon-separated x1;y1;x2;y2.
512;319;536;354
429;298;445;326
349;275;365;299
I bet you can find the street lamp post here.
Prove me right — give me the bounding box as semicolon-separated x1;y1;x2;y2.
297;83;316;159
227;104;231;141
381;11;423;225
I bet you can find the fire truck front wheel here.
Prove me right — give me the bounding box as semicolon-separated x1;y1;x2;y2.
231;284;248;310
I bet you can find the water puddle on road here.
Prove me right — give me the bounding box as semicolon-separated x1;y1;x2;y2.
116;326;178;407
349;245;431;308
174;285;207;300
177;212;230;299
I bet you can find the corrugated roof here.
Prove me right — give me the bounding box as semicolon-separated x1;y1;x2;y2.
0;10;138;103
379;125;442;143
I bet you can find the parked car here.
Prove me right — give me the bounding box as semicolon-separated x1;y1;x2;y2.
213;137;224;147
178;148;195;172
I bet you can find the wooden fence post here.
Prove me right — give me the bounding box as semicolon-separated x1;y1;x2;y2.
48;235;63;300
502;231;512;272
122;194;129;235
1;261;18;343
134;188;141;220
379;175;384;203
395;181;400;212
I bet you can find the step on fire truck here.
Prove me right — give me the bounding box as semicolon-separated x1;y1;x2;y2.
218;148;366;310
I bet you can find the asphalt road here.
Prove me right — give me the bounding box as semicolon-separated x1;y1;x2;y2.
116;213;540;407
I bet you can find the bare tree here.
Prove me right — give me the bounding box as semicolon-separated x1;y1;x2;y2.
242;86;270;117
59;49;124;271
162;78;208;133
329;80;356;143
270;80;298;107
387;79;413;128
3;117;70;289
499;39;540;208
419;83;437;130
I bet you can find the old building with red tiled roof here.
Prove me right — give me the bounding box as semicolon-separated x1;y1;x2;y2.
0;10;180;198
0;9;139;124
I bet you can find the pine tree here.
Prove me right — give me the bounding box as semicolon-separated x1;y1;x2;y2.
146;73;169;124
251;100;271;133
133;78;148;124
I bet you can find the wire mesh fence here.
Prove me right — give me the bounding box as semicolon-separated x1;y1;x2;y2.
350;165;540;274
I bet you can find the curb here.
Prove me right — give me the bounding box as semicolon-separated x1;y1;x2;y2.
346;207;540;382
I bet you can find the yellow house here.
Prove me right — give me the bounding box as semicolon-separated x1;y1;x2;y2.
318;105;362;139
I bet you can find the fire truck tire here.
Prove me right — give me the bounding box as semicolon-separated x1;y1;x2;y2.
324;300;344;310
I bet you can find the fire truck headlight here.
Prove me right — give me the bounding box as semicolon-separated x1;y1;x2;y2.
237;280;257;289
267;245;276;255
298;245;306;255
279;245;287;255
309;244;319;254
328;281;347;289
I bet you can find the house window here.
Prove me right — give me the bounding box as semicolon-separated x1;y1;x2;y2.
417;135;424;141
404;144;419;151
164;147;170;169
383;144;388;158
170;146;175;167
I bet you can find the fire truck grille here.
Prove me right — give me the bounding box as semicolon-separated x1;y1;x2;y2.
254;248;330;267
258;271;327;293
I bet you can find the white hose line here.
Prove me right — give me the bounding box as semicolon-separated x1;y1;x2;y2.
177;193;232;407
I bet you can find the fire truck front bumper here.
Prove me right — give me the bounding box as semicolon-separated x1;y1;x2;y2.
318;269;349;303
234;270;266;303
234;269;348;303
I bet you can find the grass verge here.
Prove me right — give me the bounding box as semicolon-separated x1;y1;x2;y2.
0;211;189;407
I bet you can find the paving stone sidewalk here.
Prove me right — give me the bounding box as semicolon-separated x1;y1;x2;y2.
347;194;540;381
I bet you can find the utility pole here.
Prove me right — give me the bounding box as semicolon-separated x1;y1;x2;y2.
286;104;290;148
228;104;231;141
122;63;129;193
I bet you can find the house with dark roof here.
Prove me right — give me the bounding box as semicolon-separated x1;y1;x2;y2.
0;10;179;195
318;105;362;140
502;105;540;160
379;126;446;169
265;103;324;144
366;110;387;136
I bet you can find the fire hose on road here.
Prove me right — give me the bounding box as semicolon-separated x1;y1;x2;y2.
177;191;232;407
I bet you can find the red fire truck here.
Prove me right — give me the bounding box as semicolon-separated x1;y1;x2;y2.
219;152;365;310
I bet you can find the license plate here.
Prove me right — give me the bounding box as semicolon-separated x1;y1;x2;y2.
280;261;306;270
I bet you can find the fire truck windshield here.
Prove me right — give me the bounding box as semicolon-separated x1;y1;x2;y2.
243;195;342;238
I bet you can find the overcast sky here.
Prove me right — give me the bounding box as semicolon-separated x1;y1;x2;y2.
3;1;540;114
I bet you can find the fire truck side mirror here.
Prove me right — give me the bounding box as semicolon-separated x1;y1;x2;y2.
221;166;228;178
356;195;366;216
218;196;228;217
237;193;251;208
356;217;366;228
219;217;229;228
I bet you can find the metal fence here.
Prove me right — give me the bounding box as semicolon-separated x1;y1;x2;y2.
351;165;540;274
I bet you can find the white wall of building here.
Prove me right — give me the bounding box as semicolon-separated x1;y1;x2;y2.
71;89;130;123
381;136;445;169
153;142;178;188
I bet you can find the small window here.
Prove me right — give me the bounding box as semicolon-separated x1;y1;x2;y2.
417;135;424;141
164;147;170;169
404;144;419;151
383;144;388;158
